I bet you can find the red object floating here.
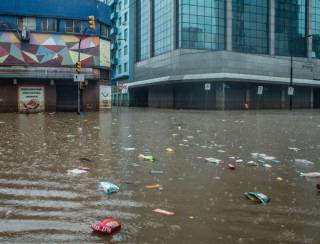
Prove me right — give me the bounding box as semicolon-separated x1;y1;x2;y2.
90;218;121;234
228;164;236;170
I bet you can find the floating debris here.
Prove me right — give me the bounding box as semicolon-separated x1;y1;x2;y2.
66;134;76;138
145;184;162;189
217;150;226;153
295;159;314;166
153;209;175;216
67;168;89;175
299;172;320;178
138;154;155;162
235;159;244;163
91;218;121;234
123;147;136;151
228;164;236;170
276;177;283;181
166;148;174;152
263;164;272;168
205;158;221;164
289;147;300;152
99;182;120;195
244;192;271;204
247;161;259;166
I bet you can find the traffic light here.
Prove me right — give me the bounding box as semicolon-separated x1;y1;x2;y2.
76;61;81;73
79;80;85;89
88;16;95;30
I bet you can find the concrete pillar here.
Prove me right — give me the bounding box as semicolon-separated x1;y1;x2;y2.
307;0;313;58
311;87;314;108
245;85;250;108
269;0;275;56
172;0;177;50
281;86;286;109
215;82;225;110
226;0;232;51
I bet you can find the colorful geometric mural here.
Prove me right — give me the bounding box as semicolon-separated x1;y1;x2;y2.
0;32;110;68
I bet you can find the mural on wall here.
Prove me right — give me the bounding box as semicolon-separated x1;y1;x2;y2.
0;32;110;68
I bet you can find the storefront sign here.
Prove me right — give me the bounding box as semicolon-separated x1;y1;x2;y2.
204;83;211;91
100;85;111;110
18;86;45;113
288;86;294;96
257;86;263;95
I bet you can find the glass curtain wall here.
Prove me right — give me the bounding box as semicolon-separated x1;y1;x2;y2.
136;0;150;61
313;0;320;58
153;0;172;55
178;0;225;50
232;0;268;54
275;0;306;57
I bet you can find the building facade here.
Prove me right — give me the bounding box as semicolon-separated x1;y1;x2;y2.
0;0;111;112
111;0;320;109
109;0;134;106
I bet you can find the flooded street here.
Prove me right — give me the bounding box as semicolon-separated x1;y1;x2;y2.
0;108;320;243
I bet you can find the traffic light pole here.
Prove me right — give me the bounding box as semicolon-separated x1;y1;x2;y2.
77;38;82;115
76;16;95;115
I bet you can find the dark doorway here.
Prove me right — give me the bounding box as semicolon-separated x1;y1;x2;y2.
56;85;78;112
314;88;320;108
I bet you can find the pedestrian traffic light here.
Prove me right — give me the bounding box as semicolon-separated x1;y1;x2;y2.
88;16;95;30
79;80;85;89
76;61;81;73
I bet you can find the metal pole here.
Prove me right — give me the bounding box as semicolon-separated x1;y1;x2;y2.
77;38;82;115
290;53;293;110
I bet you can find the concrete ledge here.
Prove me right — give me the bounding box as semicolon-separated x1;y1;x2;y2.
128;72;320;88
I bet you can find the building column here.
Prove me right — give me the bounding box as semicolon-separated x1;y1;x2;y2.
226;0;232;51
307;0;313;58
172;0;178;50
216;82;225;110
149;0;154;57
281;86;286;109
269;0;275;56
245;85;250;109
311;87;314;108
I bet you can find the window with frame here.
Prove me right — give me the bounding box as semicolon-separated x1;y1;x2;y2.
124;28;128;40
41;18;57;32
124;62;128;72
275;0;306;57
101;24;109;37
232;0;268;54
17;17;36;31
65;20;83;33
124;45;128;55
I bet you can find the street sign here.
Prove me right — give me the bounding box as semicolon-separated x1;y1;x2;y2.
288;86;294;96
257;86;263;95
121;85;128;94
204;83;211;91
73;74;85;82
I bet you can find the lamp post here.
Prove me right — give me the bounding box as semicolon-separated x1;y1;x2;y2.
289;34;312;110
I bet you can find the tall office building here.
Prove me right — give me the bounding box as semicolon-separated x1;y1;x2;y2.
111;0;320;109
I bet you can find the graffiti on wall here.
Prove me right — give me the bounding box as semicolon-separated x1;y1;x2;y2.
0;32;110;67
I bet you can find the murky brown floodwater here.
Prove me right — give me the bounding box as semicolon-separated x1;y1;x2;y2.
0;108;320;243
